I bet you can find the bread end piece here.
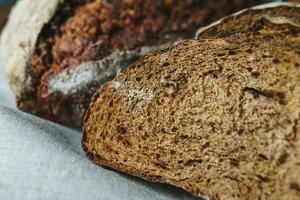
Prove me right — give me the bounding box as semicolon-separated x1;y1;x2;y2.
83;10;300;199
0;0;63;102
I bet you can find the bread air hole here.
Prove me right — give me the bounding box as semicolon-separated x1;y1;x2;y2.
116;125;127;134
290;183;300;192
251;71;260;78
273;58;280;64
184;159;203;166
228;50;237;55
246;48;253;54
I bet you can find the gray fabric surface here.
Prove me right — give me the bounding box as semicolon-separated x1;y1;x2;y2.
0;66;14;107
0;69;200;200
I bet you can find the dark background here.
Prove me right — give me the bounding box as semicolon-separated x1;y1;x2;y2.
0;0;17;32
0;6;10;31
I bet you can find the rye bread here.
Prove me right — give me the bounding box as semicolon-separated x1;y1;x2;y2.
0;0;263;127
82;4;300;200
196;2;300;38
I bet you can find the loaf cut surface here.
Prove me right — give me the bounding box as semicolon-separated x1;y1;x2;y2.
196;2;300;38
1;0;263;127
83;6;300;200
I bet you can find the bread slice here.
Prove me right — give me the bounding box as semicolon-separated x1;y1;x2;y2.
196;2;300;38
82;5;300;200
1;0;263;127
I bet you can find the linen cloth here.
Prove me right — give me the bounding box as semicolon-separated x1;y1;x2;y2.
0;67;200;200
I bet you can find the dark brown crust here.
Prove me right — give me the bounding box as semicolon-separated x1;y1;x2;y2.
83;149;191;196
18;0;263;127
17;0;87;119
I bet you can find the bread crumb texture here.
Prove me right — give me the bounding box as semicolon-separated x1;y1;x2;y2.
83;5;300;200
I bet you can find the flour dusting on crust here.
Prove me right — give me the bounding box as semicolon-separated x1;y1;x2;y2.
0;0;64;99
47;43;171;95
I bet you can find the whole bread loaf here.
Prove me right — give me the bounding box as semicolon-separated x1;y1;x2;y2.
83;3;300;200
0;0;263;127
